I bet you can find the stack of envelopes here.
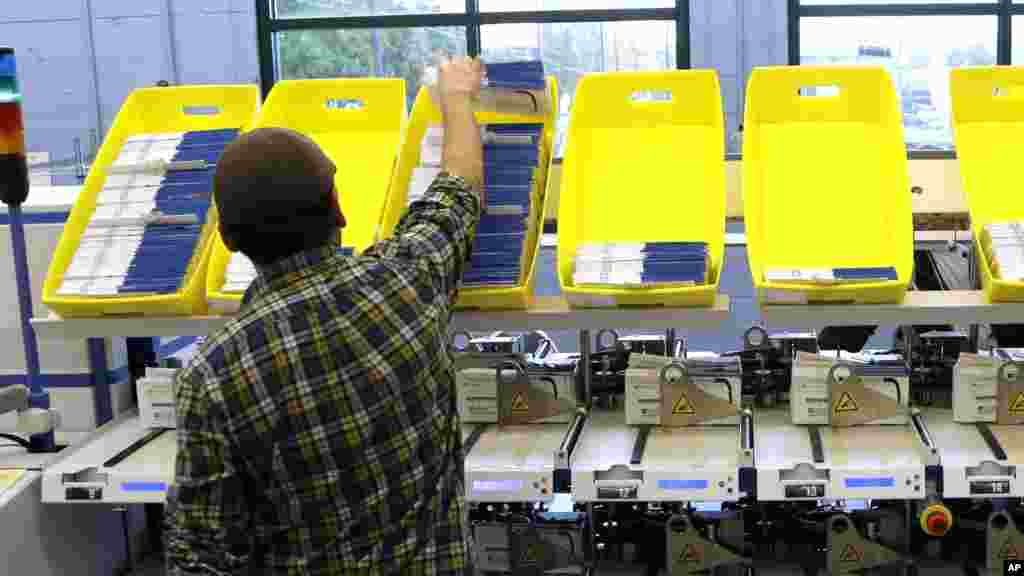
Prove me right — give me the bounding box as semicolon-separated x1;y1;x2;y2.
59;129;238;296
982;221;1024;281
573;242;709;287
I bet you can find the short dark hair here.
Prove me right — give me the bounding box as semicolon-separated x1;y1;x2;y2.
214;128;339;266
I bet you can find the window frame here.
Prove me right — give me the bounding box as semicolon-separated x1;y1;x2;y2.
256;0;690;101
789;0;1022;159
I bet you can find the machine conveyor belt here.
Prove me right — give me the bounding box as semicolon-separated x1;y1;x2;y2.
41;411;176;504
755;409;931;501
922;408;1024;498
570;409;744;502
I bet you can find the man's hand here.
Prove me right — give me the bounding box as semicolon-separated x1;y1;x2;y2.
438;57;485;205
438;56;483;109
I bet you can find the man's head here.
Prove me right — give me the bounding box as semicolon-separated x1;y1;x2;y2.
214;127;346;266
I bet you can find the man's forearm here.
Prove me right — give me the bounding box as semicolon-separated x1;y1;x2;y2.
441;95;483;193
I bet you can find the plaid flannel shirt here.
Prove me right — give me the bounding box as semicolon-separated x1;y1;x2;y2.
165;174;480;575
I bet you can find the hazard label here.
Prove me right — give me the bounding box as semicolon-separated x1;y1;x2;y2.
1001;540;1020;560
1010;392;1024;415
834;391;859;414
839;543;861;563
511;392;529;413
521;543;540;564
672;392;695;415
678;543;700;563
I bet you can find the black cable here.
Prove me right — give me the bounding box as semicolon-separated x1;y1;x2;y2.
0;433;30;450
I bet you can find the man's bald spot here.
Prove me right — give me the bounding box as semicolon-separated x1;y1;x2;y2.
215;127;336;205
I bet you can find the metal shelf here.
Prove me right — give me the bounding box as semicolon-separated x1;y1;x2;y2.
759;290;1024;329
31;295;731;339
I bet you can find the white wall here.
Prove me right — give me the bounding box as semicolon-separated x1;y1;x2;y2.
690;0;789;153
1;0;259;171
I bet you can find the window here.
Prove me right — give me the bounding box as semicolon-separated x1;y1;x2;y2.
260;1;685;157
481;20;676;155
792;1;1015;155
276;28;467;107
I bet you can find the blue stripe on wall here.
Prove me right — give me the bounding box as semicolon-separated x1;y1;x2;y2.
0;212;70;225
0;373;93;388
0;368;132;389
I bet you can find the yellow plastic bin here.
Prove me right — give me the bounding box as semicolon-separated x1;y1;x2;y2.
742;66;912;306
207;78;406;310
556;70;725;309
951;66;1024;302
380;77;559;310
42;85;260;318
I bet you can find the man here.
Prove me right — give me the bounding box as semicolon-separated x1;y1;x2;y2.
164;56;485;575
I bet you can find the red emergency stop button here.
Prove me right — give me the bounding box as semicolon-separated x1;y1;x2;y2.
920;504;953;537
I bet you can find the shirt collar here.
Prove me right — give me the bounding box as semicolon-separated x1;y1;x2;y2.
242;244;340;307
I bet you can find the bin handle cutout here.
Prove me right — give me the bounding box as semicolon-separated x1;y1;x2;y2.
630;90;673;103
326;98;365;110
798;85;840;98
183;105;222;116
993;86;1024;98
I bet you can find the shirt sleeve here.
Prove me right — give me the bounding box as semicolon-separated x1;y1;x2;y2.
164;363;253;576
365;174;481;305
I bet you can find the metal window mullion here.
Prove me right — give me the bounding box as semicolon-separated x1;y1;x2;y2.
1000;0;1013;64
476;8;677;25
677;0;690;69
256;0;275;99
799;3;1002;18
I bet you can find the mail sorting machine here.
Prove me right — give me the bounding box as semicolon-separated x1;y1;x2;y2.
453;331;589;575
564;331;755;576
58;130;237;297
915;348;1024;575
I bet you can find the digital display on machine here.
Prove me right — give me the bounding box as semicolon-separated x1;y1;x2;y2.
785;484;826;498
121;482;168;493
472;480;524;493
657;479;709;491
844;477;895;488
970;480;1011;495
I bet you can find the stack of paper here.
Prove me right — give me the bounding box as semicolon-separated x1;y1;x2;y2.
983;221;1024;281
573;242;709;287
764;266;898;284
58;129;238;296
222;251;258;294
462;123;543;288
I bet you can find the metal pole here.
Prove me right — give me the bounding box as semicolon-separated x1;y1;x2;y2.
8;204;53;452
581;330;592;409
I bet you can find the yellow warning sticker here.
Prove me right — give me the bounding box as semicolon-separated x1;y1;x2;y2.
678;543;700;563
840;543;862;563
834;391;859;414
672;392;695;415
521;543;540;564
1002;540;1020;560
510;392;530;413
1010;392;1024;415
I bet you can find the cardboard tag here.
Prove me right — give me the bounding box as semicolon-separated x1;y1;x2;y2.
829;379;901;427
499;380;575;425
659;381;737;426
